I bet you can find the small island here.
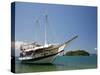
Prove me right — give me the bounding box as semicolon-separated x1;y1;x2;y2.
65;50;90;56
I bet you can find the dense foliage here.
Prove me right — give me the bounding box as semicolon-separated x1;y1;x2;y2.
65;50;90;56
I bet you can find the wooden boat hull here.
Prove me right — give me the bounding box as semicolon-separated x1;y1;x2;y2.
19;50;64;64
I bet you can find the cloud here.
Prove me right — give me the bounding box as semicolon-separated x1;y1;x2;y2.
94;48;97;50
16;41;28;50
11;41;27;50
11;41;28;56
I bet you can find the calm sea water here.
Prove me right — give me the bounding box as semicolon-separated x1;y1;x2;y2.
15;55;97;73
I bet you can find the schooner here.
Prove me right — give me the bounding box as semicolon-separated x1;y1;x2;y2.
19;14;78;63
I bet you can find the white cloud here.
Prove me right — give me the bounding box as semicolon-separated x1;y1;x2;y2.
11;41;28;56
11;41;27;50
94;48;97;50
15;41;27;50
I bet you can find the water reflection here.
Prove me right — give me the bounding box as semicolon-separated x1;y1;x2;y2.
15;56;97;73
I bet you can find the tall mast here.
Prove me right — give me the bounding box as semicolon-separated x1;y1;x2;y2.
44;14;48;46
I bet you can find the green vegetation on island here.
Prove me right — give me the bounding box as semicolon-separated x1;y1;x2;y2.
65;50;90;56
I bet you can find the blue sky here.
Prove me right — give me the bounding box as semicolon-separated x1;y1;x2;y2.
15;2;97;54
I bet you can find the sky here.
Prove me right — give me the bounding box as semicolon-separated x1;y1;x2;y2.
14;2;97;54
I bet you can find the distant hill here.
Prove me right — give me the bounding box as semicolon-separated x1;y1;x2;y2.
65;50;90;56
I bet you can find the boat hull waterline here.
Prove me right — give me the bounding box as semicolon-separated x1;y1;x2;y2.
19;50;64;64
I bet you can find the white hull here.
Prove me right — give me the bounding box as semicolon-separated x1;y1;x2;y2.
20;53;58;64
19;44;65;64
30;55;56;63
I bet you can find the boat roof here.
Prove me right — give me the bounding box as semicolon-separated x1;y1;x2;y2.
24;44;52;52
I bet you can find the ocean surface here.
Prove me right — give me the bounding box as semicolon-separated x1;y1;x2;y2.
15;55;97;73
